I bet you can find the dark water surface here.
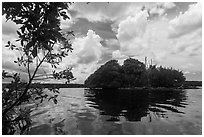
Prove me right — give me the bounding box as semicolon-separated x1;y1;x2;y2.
28;88;202;135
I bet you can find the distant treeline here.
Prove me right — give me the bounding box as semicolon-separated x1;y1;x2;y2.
2;81;201;89
183;81;202;89
2;83;85;88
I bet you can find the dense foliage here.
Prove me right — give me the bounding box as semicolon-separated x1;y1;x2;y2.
85;58;186;88
2;2;74;135
85;60;122;88
121;58;147;87
147;65;186;88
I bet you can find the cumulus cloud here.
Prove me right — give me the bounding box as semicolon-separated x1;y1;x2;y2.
71;30;104;64
112;50;127;59
95;39;120;64
114;9;170;64
56;30;105;83
168;3;202;38
116;10;149;57
100;39;120;50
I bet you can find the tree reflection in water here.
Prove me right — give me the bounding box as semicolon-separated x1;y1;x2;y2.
84;88;187;122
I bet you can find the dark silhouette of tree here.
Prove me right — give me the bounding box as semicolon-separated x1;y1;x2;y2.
85;58;185;89
147;65;186;88
2;2;74;134
85;60;122;88
121;58;147;87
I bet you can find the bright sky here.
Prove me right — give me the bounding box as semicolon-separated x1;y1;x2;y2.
2;2;202;83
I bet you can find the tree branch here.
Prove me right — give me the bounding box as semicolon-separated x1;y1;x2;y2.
27;55;31;80
3;50;51;116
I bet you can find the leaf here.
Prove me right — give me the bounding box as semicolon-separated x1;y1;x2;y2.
16;30;21;36
26;41;34;50
42;43;52;51
21;25;25;33
44;94;48;98
15;19;23;24
53;98;58;104
14;61;18;63
35;96;41;100
21;40;24;46
54;94;58;97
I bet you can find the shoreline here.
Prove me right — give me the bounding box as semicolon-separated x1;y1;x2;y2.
2;82;201;89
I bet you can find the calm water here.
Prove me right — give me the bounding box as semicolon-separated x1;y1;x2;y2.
28;88;202;135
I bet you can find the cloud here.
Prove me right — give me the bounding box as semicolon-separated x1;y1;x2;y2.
170;27;201;56
149;2;176;16
112;50;127;59
100;39;120;51
168;3;202;38
116;10;149;57
70;2;147;23
71;63;99;84
71;30;104;64
68;18;116;40
54;29;105;83
2;16;19;36
184;71;202;81
160;2;176;9
69;2;178;27
2;40;21;73
95;39;120;64
97;51;112;64
114;10;171;65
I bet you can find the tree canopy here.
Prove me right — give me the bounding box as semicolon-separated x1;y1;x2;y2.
147;65;186;88
121;58;147;87
85;60;122;88
85;58;186;89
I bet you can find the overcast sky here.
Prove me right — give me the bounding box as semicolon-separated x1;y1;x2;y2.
2;2;202;83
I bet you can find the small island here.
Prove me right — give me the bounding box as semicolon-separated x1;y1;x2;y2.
85;58;186;89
